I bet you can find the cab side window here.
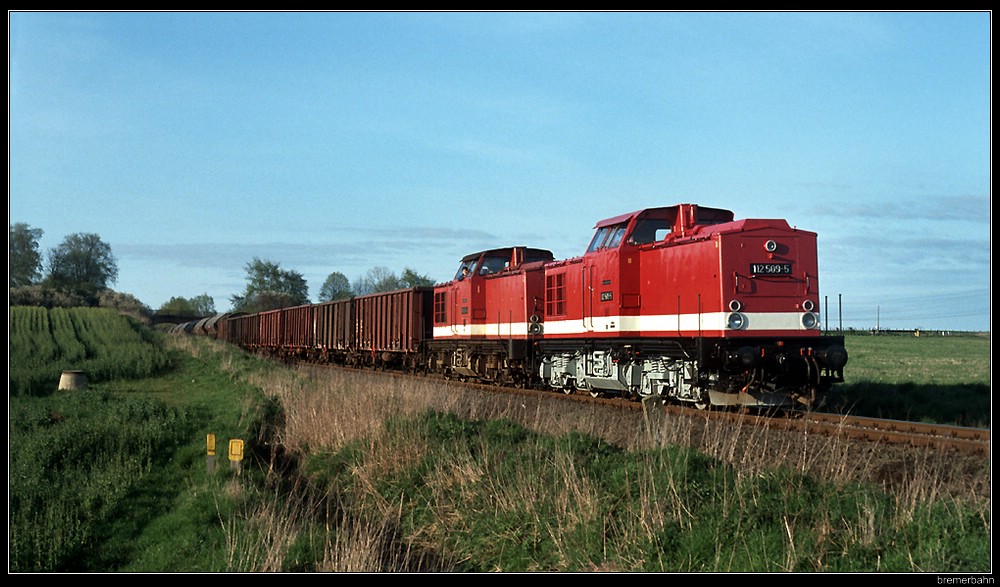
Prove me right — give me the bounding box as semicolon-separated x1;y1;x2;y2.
629;219;671;245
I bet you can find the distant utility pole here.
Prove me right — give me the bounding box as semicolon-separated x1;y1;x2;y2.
824;295;828;335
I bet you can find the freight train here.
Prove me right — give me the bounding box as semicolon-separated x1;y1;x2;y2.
177;203;848;409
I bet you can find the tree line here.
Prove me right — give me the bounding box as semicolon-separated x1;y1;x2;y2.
9;223;436;320
8;223;151;321
229;257;435;314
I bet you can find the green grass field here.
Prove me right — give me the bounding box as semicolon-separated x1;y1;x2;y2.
825;333;991;428
9;306;172;397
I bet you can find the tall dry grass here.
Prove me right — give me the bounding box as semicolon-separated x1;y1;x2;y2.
227;366;647;570
222;362;988;571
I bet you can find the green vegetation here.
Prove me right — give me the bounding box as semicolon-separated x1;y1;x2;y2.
10;390;191;571
299;411;989;572
9;306;171;396
9;310;276;572
8;311;991;572
825;333;991;427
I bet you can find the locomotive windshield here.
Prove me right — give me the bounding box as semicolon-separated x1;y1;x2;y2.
587;222;628;252
454;259;476;280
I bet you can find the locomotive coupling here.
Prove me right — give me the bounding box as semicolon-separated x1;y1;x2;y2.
726;346;760;370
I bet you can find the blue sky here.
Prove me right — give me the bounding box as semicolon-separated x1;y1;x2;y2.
9;11;992;331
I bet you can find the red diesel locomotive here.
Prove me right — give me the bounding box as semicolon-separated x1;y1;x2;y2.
199;203;846;409
532;203;847;408
427;246;554;387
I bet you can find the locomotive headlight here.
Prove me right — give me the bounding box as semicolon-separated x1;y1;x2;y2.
729;299;742;312
802;299;815;312
764;240;777;253
727;312;747;330
801;312;819;330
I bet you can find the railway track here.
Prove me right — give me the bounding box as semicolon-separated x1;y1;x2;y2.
297;362;991;457
466;379;990;457
784;411;991;456
629;395;991;456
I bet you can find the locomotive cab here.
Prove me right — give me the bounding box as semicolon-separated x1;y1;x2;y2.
437;247;554;338
584;204;734;252
454;247;553;280
550;204;736;339
430;246;554;385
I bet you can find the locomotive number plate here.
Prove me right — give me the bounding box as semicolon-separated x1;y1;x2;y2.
750;263;792;275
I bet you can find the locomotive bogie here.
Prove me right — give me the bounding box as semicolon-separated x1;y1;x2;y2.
538;335;845;407
426;338;534;386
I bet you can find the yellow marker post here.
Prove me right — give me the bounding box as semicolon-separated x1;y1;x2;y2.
206;433;217;473
229;439;244;473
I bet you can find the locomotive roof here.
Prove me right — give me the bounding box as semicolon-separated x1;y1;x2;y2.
459;246;554;263
594;204;735;228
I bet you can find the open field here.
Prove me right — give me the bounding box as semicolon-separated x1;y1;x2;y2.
7;310;992;572
824;333;991;428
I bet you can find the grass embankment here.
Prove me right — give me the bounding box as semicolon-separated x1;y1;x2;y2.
825;333;991;428
8;309;991;572
9;307;276;571
247;366;990;572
